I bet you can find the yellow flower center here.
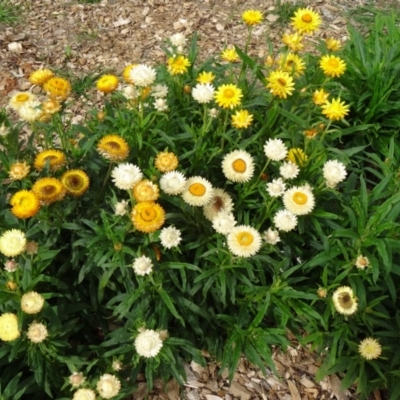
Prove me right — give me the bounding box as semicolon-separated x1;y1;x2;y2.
301;13;312;23
328;59;339;68
293;192;308;205
224;89;235;98
277;78;286;86
107;141;121;150
175;58;184;66
44;155;59;163
42;185;56;196
339;293;353;309
66;176;84;189
189;183;206;196
232;158;246;173
140;208;157;221
237;232;254;246
16;93;30;103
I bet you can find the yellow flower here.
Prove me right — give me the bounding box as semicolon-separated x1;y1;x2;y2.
29;69;54;86
97;135;130;162
9;92;37;111
97;74;119;93
197;71;215;84
61;170;90;196
287;148;308;166
32;177;66;205
325;37;342;51
0;229;26;257
304;128;318;139
154;152;179;172
319;55;346;78
41;98;61;115
131;201;166;233
0;313;20;342
278;53;305;77
221;48;239;63
242;9;263;26
167;55;191;75
264;55;274;67
10;190;41;219
321;97;350;121
8;161;30;180
266;70;295;99
214;84;243;109
122;64;137;84
34;149;66;171
21;291;45;314
133;180;160;202
282;32;304;52
358;338;382;360
231;109;253;129
43;77;71;101
291;8;322;34
313;89;329;105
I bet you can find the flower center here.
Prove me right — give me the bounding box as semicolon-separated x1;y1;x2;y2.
232;158;246;173
277;78;286;86
189;183;206;196
142;337;156;351
42;185;56;196
339;293;353;309
66;176;83;189
293;192;308;205
140;208;157;221
301;13;312;23
237;232;254;246
16;93;30;103
328;59;339;68
107;141;121;151
224;89;235;98
44;155;59;164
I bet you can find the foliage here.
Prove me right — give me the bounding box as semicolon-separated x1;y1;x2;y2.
0;0;21;25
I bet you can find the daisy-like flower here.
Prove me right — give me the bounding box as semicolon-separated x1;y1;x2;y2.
291;8;322;34
192;83;215;104
319;55;346;78
282;31;304;52
212;212;237;234
41;98;61;115
323;160;347;188
313;89;329;105
358;338;382;360
114;200;129;216
0;313;20;342
214;84;243;109
197;71;215;84
221;48;239;63
159;226;182;249
29;69;54;86
61;170;90;196
170;33;187;47
287;148;308;166
355;255;370;270
321;97;350;121
26;321;48;343
266;178;286;197
154;98;169;112
278;53;305;77
97;135;130;162
10;190;41;219
203;188;234;221
155;151;178;172
208;108;219;118
231;109;253;129
242;9;263;26
97;74;119;93
160;171;187;195
151;84;169;98
266;70;295;99
96;374;121;399
133;180;160;202
122;64;137;84
43;76;71;101
4;259;19;272
131;202;166;233
304;128;318;139
264;55;274;67
0;229;26;257
182;176;214;206
264;138;288;161
122;84;139;100
280;161;300;180
32;177;66;205
273;209;298;232
167;55;191;75
69;372;86;388
325;37;342;51
264;228;280;245
34;149;66;171
129;64;157;87
227;225;262;257
73;389;96;400
9;92;37;111
112;361;123;371
332;286;358;315
111;163;143;190
135;329;163;358
21;291;45;314
18;101;43;122
283;185;315;215
222;150;255;183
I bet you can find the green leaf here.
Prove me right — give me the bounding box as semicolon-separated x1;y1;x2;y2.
158;288;185;326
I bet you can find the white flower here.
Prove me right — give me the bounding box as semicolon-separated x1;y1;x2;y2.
73;388;96;400
264;228;280;245
264;138;288;161
135;329;163;358
4;259;18;272
323;160;347;188
227;225;262;257
283;185;315;215
112;360;123;371
208;108;219;118
21;291;45;314
182;176;214;206
122;84;138;99
212;212;237;234
273;209;298;232
159;226;182;249
192;83;215;104
279;161;300;179
203;188;234;221
26;321;48;343
154;98;169;112
266;178;286;197
170;33;187;47
96;374;121;399
0;124;9;137
151;84;169;98
221;150;255;183
132;256;153;276
0;229;26;257
129;64;157;87
114;200;129;216
111;163;143;190
332;286;358;315
160;171;187;195
355;255;370;270
18;100;43;122
69;372;86;388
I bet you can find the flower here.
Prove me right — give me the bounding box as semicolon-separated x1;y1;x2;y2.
21;291;45;314
0;229;26;257
266;178;286;197
273;209;298;232
319;55;346;78
97;74;119;93
332;286;358;315
41;98;61;115
9;92;37;110
214;84;243;109
283;186;315;215
197;71;215;84
192;83;215;104
242;9;263;25
73;388;96;400
160;171;187;195
114;200;129;216
61;170;90;196
264;228;280;245
69;372;86;388
168;55;191;75
131;202;166;233
227;225;262;257
264;138;288;161
4;259;19;272
34;149;66;171
43;76;71;101
0;124;9;137
155;152;178;172
358;338;382;360
160;226;182;249
27;321;48;343
291;8;322;34
32;177;66;205
96;374;121;399
231;109;253;129
282;32;304;51
355;255;370;270
313;89;329;105
279;162;300;180
153;98;169;112
317;287;328;298
122;84;139;99
26;241;39;255
18;101;43;122
208;108;219;118
135;329;163;358
97;135;130;162
287;148;308;166
111;163;143;190
170;33;187;47
212;212;237;234
182;176;214;206
325;37;342;51
10;190;41;219
112;361;123;371
132;255;153;276
0;313;20;341
323;160;347;188
129;64;157;87
6;281;17;291
221;48;239;63
321;97;350;121
133;180;160;202
304;128;318;139
122;64;137;84
203;188;234;221
151;84;168;98
221;150;255;183
266;70;295;99
278;53;305;77
29;69;54;86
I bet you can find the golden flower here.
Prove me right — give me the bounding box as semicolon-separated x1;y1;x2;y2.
325;37;342;51
21;291;45;314
0;229;26;257
242;9;263;26
154;151;179;172
131;201;166;233
61;169;90;196
97;135;130;162
32;177;66;205
0;313;20;342
197;71;215;84
10;190;41;219
266;70;295;99
167;55;191;75
291;8;322;34
8;161;30;180
34;149;66;171
183;85;191;94
286;148;308;166
141;86;152;100
43;77;71;101
214;84;243;109
231;109;253;129
7;281;18;291
133;180;160;202
264;55;275;67
278;53;305;77
9;92;37;111
97;74;119;93
332;286;358;315
358;338;382;360
313;89;329;105
321;97;350;121
282;32;304;52
122;64;137;84
29;69;54;86
41;98;61;114
304;128;318;139
221;48;239;63
319;55;346;78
